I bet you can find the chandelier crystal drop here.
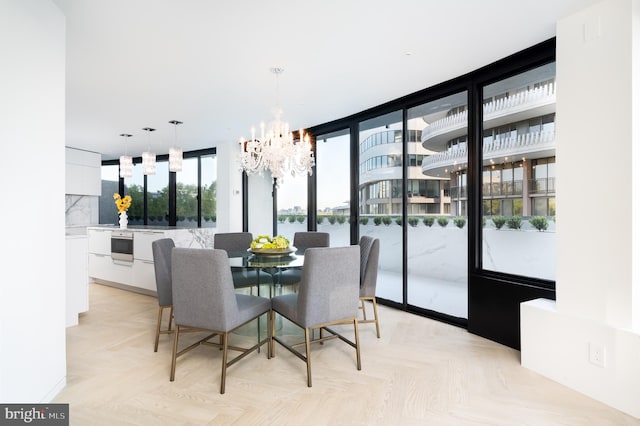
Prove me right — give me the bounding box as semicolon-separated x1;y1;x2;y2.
142;127;157;175
168;120;183;172
119;133;133;178
238;67;315;186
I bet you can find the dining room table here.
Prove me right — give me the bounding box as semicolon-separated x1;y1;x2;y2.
227;248;304;298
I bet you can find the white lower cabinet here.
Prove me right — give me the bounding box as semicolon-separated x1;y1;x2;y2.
88;227;165;294
88;253;134;285
134;231;165;261
132;259;157;292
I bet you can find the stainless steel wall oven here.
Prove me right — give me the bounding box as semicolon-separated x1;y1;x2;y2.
111;230;134;262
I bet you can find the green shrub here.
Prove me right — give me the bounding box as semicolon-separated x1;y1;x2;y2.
408;217;419;227
507;215;522;230
278;214;287;223
423;216;435;227
296;215;305;224
316;216;324;225
437;216;449;227
453;217;466;228
529;216;549;231
492;216;506;230
288;215;296;223
395;217;403;226
373;216;382;226
327;215;337;225
382;216;392;226
359;217;369;225
336;215;346;224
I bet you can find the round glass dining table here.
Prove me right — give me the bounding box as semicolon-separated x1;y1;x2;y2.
227;250;304;298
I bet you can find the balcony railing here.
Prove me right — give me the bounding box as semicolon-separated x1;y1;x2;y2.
529;177;556;194
421;82;556;142
422;130;555;173
447;178;555;200
482;180;524;197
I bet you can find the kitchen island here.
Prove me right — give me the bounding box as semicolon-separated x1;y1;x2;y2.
87;225;217;295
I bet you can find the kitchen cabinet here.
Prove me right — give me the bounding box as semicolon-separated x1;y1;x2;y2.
133;230;165;261
132;259;157;292
88;228;111;255
66;235;89;327
65;147;101;196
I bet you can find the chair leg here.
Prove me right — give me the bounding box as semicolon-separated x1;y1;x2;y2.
170;325;180;381
371;297;380;338
353;317;361;370
168;306;174;331
360;299;367;320
305;328;312;387
154;306;164;352
267;310;272;359
220;332;229;394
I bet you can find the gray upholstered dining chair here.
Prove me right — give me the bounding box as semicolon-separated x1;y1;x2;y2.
358;236;381;338
271;245;361;387
151;238;175;352
170;247;272;394
214;232;257;290
278;231;330;288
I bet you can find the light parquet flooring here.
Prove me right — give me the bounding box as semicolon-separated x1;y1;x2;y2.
54;283;638;425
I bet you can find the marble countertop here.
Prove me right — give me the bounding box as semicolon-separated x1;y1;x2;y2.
86;225;192;231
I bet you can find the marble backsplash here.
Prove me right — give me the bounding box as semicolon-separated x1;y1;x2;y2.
66;195;99;227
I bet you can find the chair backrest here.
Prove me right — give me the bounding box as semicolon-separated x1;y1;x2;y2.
358;236;380;298
152;238;175;307
297;246;360;327
292;231;330;255
214;232;253;257
171;248;240;331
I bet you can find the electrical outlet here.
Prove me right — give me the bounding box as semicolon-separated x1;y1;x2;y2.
589;342;606;368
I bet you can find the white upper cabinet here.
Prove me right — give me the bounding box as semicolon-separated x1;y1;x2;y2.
66;147;101;195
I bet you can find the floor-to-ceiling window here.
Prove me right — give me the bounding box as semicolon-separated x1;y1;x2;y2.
409;91;469;318
276;174;308;239
480;62;556;281
316;129;351;247
358;111;403;304
271;39;556;348
102;148;216;226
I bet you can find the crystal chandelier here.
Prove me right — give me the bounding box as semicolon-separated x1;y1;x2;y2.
238;67;315;185
119;133;133;178
168;120;183;172
141;127;156;175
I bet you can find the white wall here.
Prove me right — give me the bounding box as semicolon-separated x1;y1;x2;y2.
215;140;244;232
0;0;67;402
247;173;275;236
521;0;640;418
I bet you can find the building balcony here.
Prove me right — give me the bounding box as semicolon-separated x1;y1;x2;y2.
421;82;556;151
421;131;555;177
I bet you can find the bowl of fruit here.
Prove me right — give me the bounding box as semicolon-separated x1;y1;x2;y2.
249;235;295;256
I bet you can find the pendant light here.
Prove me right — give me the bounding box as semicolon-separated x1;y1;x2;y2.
119;133;133;178
168;120;183;172
142;127;156;175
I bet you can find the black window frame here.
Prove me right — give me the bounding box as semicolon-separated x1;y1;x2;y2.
104;147;216;227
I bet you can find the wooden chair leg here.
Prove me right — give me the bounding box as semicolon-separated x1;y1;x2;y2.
154;306;164;352
360;299;367;320
371;298;380;338
168;306;174;331
354;317;361;370
170;325;180;381
220;333;229;394
305;328;312;387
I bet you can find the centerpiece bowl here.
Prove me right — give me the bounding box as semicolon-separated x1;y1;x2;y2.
249;235;294;257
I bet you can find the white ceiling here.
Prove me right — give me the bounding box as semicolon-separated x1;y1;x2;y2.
53;0;597;161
